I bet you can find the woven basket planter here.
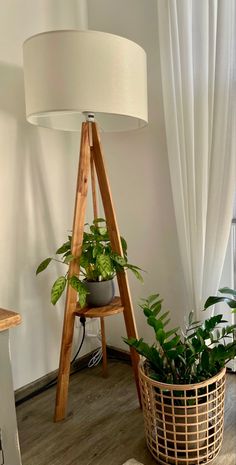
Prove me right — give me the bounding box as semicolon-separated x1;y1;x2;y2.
139;362;226;465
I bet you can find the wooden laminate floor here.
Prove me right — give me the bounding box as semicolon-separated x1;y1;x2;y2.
17;361;236;465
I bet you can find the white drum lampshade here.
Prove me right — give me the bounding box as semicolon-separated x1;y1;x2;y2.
23;30;148;132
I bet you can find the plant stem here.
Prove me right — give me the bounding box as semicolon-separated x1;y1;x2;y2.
52;258;67;265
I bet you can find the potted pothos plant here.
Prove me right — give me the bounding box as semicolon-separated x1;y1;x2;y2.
36;218;143;308
125;289;236;465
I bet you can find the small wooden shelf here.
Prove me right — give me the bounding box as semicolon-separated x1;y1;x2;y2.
0;308;21;332
75;296;124;318
74;297;124;382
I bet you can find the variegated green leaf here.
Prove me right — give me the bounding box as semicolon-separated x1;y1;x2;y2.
63;254;75;264
96;254;113;278
51;276;66;305
56;241;71;255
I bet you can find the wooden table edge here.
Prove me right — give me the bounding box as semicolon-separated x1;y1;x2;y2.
0;308;22;332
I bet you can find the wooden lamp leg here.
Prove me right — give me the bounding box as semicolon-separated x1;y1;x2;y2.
54;123;91;422
54;120;141;422
91;122;141;406
90;145;108;378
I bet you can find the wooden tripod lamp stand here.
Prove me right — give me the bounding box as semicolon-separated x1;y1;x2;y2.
23;30;148;421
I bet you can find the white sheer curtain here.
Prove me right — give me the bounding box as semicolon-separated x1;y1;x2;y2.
157;0;236;317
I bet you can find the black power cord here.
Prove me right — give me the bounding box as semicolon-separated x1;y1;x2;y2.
16;317;86;407
71;317;86;364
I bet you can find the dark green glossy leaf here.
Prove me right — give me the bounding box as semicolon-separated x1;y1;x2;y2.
121;236;128;257
147;294;160;304
219;287;236;297
150;300;163;315
111;253;127;267
167;348;181;360
155;328;165;345
165;327;179;339
186;339;195;354
204;295;236;310
142;306;152;318
127;265;143;282
159;311;170;322
36;257;52;275
147;315;163;333
201;350;209;370
163;335;180;351
204;314;224;332
124;290;236;384
124;337;162;372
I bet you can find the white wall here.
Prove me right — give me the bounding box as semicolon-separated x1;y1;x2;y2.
0;0;98;390
0;0;188;390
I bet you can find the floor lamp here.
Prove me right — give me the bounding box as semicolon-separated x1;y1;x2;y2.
23;30;148;422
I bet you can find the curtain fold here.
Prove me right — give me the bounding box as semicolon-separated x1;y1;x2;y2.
157;0;236;317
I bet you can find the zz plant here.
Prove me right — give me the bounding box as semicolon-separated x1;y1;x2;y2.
125;290;236;385
204;286;236;311
36;218;143;308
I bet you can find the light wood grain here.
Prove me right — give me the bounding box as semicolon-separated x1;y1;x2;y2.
17;362;236;465
75;296;124;318
90;127;108;378
54;122;91;422
0;308;21;331
139;362;226;464
90;148;99;220
92;123;141;405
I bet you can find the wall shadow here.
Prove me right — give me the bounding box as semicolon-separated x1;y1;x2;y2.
0;61;80;385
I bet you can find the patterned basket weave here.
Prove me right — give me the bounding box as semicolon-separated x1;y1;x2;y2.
139;362;226;465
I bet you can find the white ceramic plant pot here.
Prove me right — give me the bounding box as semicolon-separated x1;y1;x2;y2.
84;278;115;307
